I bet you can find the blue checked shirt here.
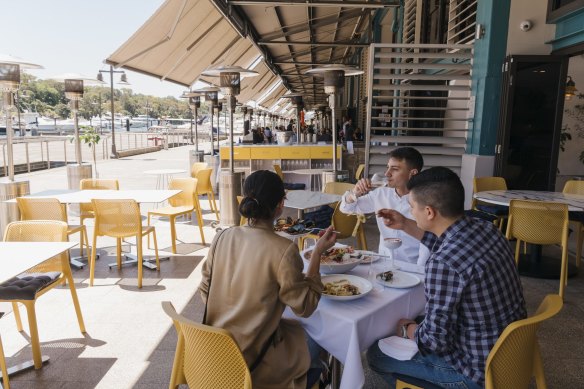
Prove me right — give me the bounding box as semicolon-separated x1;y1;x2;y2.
414;217;526;385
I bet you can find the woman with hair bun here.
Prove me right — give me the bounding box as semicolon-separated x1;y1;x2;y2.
199;170;336;389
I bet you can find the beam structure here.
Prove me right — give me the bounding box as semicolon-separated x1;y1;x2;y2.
227;1;399;8
258;41;370;46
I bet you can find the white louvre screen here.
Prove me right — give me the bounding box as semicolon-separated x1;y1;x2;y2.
364;43;473;176
447;0;478;45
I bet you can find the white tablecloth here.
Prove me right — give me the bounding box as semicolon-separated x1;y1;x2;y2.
285;263;425;389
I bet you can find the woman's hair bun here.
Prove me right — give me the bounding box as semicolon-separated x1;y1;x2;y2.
239;196;262;219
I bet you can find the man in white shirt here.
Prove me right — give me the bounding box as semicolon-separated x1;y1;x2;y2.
339;147;429;265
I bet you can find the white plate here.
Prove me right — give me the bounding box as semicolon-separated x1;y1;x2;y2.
376;270;421;289
353;250;381;264
301;244;361;274
321;274;373;301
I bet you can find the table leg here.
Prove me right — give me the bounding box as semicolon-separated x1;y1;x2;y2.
518;244;578;279
297;209;304;219
2;355;49;386
331;357;342;389
108;253;169;270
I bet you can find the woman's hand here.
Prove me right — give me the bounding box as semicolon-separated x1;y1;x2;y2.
307;226;336;277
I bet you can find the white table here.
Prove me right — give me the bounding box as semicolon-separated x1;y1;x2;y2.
0;241;76;378
473;190;584;211
285;190;341;218
144;169;186;189
285;264;425;389
289;169;327;191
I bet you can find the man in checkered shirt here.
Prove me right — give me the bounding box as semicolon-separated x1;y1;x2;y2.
367;167;526;388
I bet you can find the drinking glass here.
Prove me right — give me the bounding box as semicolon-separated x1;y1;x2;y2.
383;236;402;271
370;173;388;188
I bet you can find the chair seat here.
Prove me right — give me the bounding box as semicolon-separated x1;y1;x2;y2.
0;272;61;300
476;204;508;216
393;373;443;389
99;226;155;238
149;205;194;217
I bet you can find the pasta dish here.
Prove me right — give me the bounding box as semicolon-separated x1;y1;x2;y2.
323;279;361;296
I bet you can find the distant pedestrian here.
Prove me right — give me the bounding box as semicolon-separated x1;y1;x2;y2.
264;127;273;143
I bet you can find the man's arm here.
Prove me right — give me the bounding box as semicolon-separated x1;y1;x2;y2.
339;178;377;215
377;209;424;241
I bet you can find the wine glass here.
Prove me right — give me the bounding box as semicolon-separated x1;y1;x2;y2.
383;236;402;271
370;173;388;188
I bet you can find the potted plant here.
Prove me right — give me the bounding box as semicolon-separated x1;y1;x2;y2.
72;125;101;178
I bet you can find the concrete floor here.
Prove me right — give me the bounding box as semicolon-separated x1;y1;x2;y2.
0;144;582;388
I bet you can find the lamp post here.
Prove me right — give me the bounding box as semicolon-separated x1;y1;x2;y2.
0;55;43;240
306;65;363;178
97;65;129;158
201;65;259;226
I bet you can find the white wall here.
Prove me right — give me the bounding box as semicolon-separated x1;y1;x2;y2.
506;0;555;55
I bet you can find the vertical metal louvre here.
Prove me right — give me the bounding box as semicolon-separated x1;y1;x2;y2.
364;43;473;177
447;0;478;45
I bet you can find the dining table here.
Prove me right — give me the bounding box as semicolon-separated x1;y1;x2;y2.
289;169;327;191
0;241;76;379
474;189;584;279
8;189;181;270
284;262;425;389
143;169;186;190
284;190;341;218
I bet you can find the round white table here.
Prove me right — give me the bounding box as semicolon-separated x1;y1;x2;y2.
144;169;186;190
289;169;327;191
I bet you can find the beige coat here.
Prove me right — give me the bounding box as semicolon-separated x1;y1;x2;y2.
199;224;323;389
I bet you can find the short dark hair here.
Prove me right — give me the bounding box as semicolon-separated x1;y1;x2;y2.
239;170;286;223
407;167;464;218
388;147;424;171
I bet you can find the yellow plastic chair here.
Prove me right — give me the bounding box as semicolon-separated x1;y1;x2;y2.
396;294;563;389
506;200;569;298
195;168;219;219
17;197;91;260
323;181;355;195
273;164;284;180
190;162;208;179
79;179;120;226
355;163;365;181
147;178;206;253
0;315;10;389
485;294;563;389
236;196;247;226
472;177;508;231
162;301;252;389
563;180;584;267
0;221;86;369
90;199;159;288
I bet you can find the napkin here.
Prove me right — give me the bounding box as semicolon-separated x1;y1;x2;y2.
378;336;419;361
394;260;424;274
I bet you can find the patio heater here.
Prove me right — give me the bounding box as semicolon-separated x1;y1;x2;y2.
50;73;104;189
0;56;42;240
279;92;304;144
181;91;205;163
201;65;258;227
305;65;363;179
193;86;219;154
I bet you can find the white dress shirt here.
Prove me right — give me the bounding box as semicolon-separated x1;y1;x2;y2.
339;187;430;265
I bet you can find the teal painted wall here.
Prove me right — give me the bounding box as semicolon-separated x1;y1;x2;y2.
548;7;584;52
468;0;511;155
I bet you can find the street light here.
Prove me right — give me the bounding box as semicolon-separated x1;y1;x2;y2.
305;65;363;177
97;65;129;158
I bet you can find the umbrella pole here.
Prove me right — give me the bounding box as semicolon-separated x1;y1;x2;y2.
3;92;15;181
330;94;338;175
194;105;198;152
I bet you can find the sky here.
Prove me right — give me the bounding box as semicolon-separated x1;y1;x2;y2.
0;0;188;98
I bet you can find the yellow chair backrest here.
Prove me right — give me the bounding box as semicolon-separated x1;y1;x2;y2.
323;182;355;195
472;177;507;208
355;164;365;181
168;178;197;209
195;168;214;193
506;200;568;245
191;162;208;179
332;202;359;240
17;197;67;222
92;199;142;239
4;220;68;274
162;301;252;389
273;164;284;180
80;179;119;190
485;294;563;389
563;180;584;195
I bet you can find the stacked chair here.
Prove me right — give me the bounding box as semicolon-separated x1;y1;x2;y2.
194;168;219;220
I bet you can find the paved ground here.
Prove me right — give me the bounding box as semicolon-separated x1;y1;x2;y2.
0;143;583;388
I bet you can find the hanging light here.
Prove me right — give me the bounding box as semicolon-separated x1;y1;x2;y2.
566;76;577;100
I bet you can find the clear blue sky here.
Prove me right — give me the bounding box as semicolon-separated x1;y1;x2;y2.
0;0;187;98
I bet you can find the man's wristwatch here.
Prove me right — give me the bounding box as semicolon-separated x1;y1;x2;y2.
400;323;414;339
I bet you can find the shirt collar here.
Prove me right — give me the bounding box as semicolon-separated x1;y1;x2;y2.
430;217;468;253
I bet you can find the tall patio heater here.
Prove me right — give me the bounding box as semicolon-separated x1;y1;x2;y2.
279;92;304;144
193;86;219;154
201;65;259;227
181;91;204;163
305;65;363;178
0;55;42;239
50;73;104;189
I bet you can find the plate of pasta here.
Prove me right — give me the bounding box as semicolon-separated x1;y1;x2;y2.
301;244;362;274
321;274;373;301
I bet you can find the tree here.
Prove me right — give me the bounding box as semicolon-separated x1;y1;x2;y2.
77;126;101;177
